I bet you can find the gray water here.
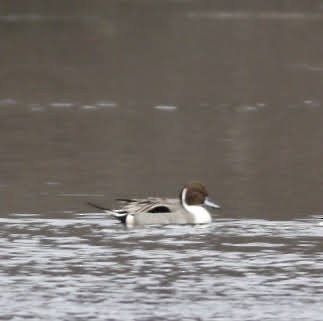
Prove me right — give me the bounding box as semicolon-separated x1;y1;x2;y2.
1;214;323;321
1;2;323;320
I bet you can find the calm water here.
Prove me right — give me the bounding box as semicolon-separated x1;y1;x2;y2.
1;2;323;320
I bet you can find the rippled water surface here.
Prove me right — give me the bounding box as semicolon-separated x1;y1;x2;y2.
1;213;322;321
1;1;323;320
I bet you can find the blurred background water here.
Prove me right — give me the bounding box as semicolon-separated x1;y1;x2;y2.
0;1;323;320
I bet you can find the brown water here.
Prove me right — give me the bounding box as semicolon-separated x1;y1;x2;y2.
1;2;323;320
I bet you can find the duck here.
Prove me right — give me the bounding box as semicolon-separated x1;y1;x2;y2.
87;182;220;226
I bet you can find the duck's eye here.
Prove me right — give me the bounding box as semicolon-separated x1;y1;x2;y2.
148;206;171;213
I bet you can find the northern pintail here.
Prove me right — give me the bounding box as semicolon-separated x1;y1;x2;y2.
87;182;220;226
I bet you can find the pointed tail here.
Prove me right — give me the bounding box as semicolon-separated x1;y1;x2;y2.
87;202;127;223
87;202;111;211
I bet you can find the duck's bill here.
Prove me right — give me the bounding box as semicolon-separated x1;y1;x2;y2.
204;197;221;209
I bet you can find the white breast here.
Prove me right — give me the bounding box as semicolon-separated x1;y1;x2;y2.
186;205;212;224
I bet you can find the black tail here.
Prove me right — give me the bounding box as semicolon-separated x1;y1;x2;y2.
115;198;136;203
87;202;128;224
87;202;110;211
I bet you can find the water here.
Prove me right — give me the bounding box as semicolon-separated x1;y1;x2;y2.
1;214;322;320
1;2;323;320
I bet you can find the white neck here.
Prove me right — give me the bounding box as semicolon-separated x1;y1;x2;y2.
181;188;212;224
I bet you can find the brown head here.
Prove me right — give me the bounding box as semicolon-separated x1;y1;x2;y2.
182;182;208;205
180;182;220;219
180;182;220;209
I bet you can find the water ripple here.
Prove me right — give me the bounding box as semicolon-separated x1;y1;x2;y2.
0;215;322;320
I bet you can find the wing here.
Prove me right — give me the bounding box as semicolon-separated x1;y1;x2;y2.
116;197;178;215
